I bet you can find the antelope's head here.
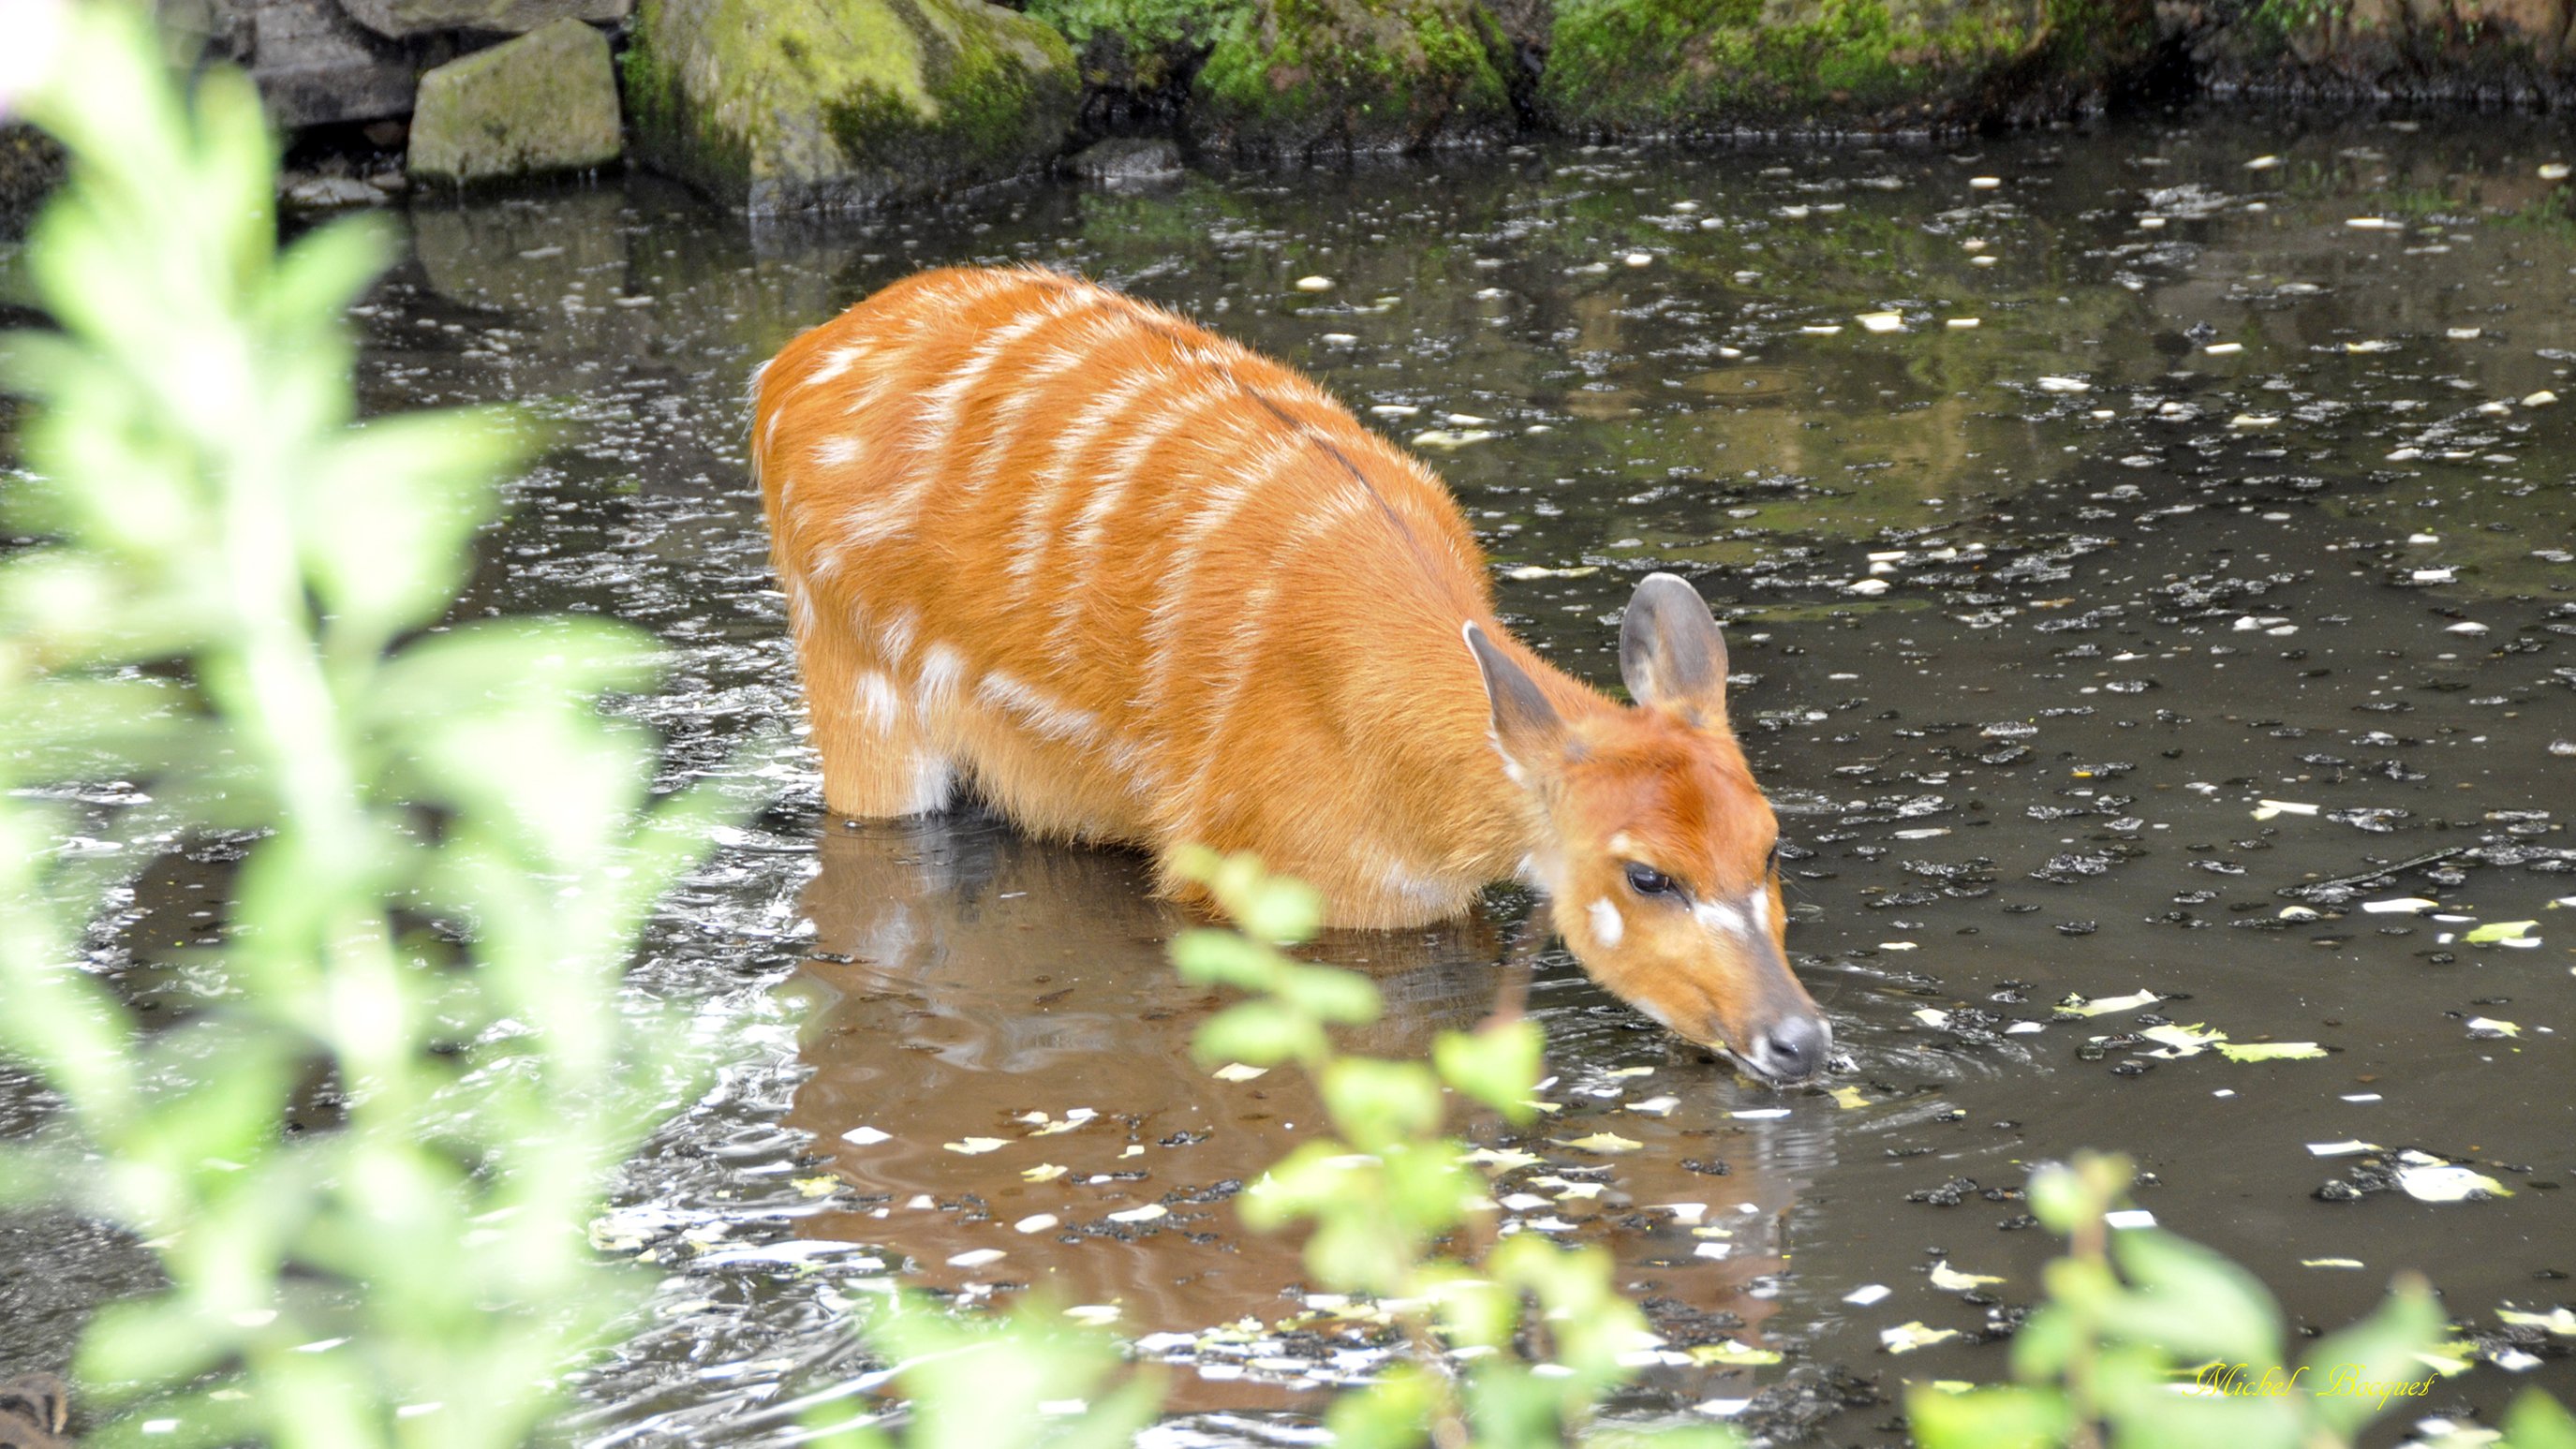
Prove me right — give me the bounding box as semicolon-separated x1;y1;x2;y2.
1465;572;1830;1085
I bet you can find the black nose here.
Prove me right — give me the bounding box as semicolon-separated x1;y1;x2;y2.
1749;1013;1831;1082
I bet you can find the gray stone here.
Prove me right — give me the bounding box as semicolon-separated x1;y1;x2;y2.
1066;135;1182;185
407;19;624;185
242;0;419;126
283;172;391;206
624;0;1080;214
338;0;629;42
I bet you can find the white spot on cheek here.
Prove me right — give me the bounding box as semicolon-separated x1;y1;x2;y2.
1695;899;1749;939
1748;890;1770;933
1587;897;1623;948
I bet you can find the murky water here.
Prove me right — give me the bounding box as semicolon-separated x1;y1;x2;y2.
7;108;2576;1443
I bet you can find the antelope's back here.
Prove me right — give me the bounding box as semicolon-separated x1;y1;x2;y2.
753;266;1500;870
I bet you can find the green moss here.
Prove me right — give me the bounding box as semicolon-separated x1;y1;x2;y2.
1187;0;1513;151
626;0;1077;212
1542;0;2140;131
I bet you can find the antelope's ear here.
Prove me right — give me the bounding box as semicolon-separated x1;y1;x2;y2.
1463;622;1565;780
1619;571;1729;726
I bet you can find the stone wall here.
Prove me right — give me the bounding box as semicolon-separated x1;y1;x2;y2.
8;0;2573;233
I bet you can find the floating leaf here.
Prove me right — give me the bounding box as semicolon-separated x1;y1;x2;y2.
944;1137;1009;1155
2465;921;2537;944
1106;1205;1167;1224
1929;1262;2005;1292
1557;1132;1644;1154
2216;1042;2326;1062
2395;1164;2511;1203
1211;1062;1267;1083
1882;1322;1961;1353
2058;990;2160;1016
1688;1341;1784;1366
1021;1163;1068;1183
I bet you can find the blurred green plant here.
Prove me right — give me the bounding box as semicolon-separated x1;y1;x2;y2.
1909;1151;2576;1449
0;6;733;1445
798;1293;1163;1448
1169;847;1732;1449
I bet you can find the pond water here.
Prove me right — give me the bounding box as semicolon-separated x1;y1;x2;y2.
9;107;2576;1444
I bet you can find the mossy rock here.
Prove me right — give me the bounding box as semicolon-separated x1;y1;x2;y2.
2188;0;2576;103
408;20;625;186
1543;0;2155;132
625;0;1080;214
1184;0;1519;155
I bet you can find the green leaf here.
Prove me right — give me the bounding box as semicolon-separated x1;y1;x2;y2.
1907;1385;2072;1449
1192;999;1325;1067
1320;1057;1444;1150
1435;1017;1544;1122
2503;1388;2576;1449
2109;1229;2284;1368
2297;1275;2445;1442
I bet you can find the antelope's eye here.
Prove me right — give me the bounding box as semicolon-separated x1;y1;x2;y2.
1767;841;1784;871
1623;862;1675;896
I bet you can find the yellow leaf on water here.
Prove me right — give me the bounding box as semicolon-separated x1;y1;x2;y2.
1829;1086;1871;1110
1558;1132;1644;1154
1022;1163;1068;1182
1929;1262;2005;1292
1688;1342;1784;1366
2217;1042;2327;1062
945;1137;1009;1155
1881;1322;1960;1353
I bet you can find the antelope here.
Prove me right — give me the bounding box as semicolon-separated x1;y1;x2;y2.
751;265;1832;1085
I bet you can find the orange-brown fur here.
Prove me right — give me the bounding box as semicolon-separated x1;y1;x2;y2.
753;265;1828;1077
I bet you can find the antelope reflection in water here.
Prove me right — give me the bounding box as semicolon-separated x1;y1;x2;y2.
777;810;1817;1406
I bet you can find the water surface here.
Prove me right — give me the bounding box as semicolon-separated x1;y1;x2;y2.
8;108;2576;1445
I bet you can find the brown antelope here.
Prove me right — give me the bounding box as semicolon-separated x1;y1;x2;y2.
751;266;1831;1084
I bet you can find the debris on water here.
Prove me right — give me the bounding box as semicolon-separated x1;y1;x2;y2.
2139;1023;2226;1057
1014;1214;1059;1233
1629;1094;1681;1116
2205;342;2243;355
1369;403;1420;418
1845;1284;1892;1306
1106;1204;1168;1223
2464;921;2537;945
1689;1342;1782;1367
2245;155;2282;170
1733;1107;1792;1120
2036;377;2091;393
1969;177;2002;190
2252;799;2318;820
842;1125;891;1145
2524;390;2558;406
1846;578;1891;596
2398;1163;2512;1203
947;1248;1005;1268
2302;1258;2366;1269
2465;1017;2520;1038
2103;1209;2156;1229
1559;1132;1645;1153
1294;275;1333;292
2543;163;2572;180
2363;898;2439;914
1022;1164;1068;1182
2309;1141;2380;1157
1211;1062;1268;1082
945;1137;1009;1154
1856;312;1904;333
2214;1042;2327;1062
1947;318;1980;329
1411;429;1495;448
2058;989;2161;1016
2347;217;2402;230
1928;1262;2004;1292
1801;324;1844;336
1881;1322;1959;1353
1503;564;1599;580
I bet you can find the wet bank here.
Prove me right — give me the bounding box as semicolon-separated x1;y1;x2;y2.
6;105;2576;1444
